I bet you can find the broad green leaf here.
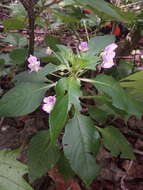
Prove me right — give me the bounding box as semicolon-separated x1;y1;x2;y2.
49;93;69;143
28;130;60;182
10;48;28;64
15;63;59;83
63;113;100;185
97;126;135;160
0;149;33;190
57;153;75;180
45;36;61;51
3;33;28;47
120;71;143;101
85;74;143;117
89;106;109;123
3;17;26;31
50;77;82;143
74;0;124;21
89;35;115;55
56;77;82;110
0;82;49;117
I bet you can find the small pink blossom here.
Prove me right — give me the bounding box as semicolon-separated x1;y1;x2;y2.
101;43;118;69
27;55;41;72
42;96;56;114
79;41;88;52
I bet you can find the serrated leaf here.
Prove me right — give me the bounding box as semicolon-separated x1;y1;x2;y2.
86;74;143;117
97;126;135;160
0;149;33;190
28;130;60;182
63;113;100;185
0;82;49;117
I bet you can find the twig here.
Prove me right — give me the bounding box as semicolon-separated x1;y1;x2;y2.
0;117;4;128
134;149;143;156
120;0;143;8
120;161;133;190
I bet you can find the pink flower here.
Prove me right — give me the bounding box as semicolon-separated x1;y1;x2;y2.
42;96;56;114
79;41;88;52
101;43;118;69
27;55;41;72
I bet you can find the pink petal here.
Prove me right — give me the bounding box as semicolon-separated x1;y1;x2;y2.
79;41;88;52
104;43;118;52
27;55;38;64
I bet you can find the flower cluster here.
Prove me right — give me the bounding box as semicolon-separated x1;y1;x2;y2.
42;96;56;114
27;55;41;72
101;43;118;69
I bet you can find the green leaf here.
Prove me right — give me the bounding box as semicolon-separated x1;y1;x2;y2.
89;106;109;123
56;77;82;110
49;93;69;143
63;113;100;185
120;71;143;101
74;0;125;21
49;77;82;143
45;36;61;51
89;35;115;55
86;74;143;117
0;149;33;190
3;33;28;47
10;48;28;64
0;82;49;117
28;130;60;182
3;17;26;31
15;63;59;84
97;126;135;160
57;153;75;180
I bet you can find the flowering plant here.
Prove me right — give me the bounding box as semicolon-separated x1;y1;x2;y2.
0;34;142;186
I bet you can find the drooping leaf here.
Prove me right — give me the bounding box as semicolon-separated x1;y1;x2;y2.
97;126;135;160
49;93;69;143
49;77;82;143
86;74;143;117
88;35;115;55
74;0;125;21
0;82;49;117
57;153;75;180
28;130;60;182
63;113;100;185
0;149;33;190
120;71;143;101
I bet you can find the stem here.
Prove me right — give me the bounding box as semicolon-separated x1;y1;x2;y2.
83;19;89;42
28;9;35;56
